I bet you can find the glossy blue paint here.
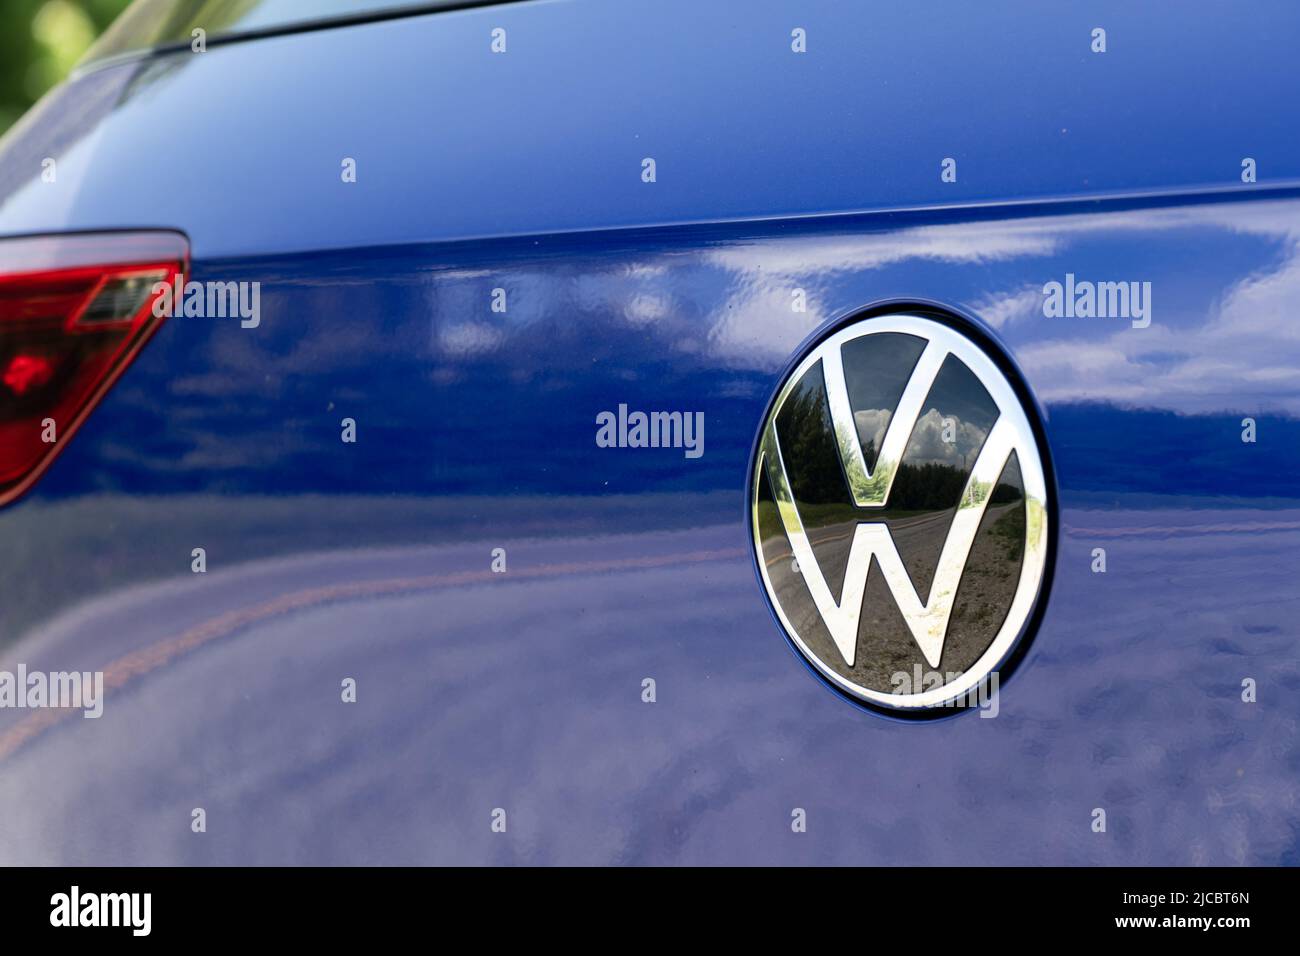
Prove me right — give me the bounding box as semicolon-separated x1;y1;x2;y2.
4;0;1300;255
0;1;1296;864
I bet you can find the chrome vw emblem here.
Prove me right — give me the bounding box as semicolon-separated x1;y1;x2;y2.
751;312;1051;713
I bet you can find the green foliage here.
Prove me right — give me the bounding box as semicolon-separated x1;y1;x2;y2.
0;0;132;135
779;380;848;508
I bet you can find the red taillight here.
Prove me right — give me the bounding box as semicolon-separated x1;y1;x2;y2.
0;231;188;506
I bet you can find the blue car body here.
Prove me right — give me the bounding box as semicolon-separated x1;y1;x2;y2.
0;0;1297;864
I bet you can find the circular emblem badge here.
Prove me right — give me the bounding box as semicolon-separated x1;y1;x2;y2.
751;311;1052;715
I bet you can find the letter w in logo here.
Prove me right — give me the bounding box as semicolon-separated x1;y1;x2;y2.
759;340;1016;669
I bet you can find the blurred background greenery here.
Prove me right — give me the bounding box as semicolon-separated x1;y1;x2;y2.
0;0;133;135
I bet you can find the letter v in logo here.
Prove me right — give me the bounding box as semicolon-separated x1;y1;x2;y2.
751;312;1051;712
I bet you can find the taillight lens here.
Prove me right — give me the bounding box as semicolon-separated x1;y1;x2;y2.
0;231;187;506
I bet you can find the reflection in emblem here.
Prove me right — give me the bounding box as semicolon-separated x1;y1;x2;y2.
751;313;1051;713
